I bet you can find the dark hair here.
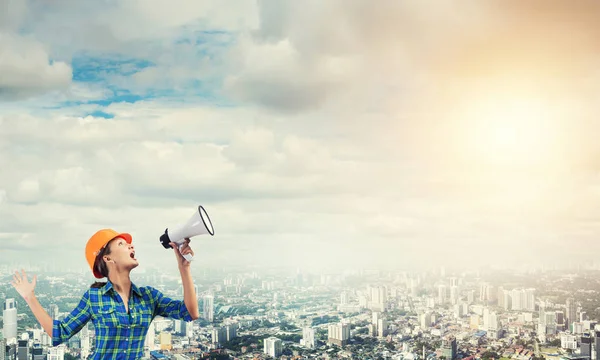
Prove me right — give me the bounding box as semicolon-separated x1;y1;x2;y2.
90;240;114;288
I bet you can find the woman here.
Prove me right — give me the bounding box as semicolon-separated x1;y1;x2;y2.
11;228;200;359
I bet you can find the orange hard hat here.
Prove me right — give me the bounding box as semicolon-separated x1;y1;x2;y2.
85;229;132;278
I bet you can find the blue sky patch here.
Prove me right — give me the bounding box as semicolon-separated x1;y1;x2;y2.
88;91;145;106
57;30;239;112
72;54;155;83
87;110;115;119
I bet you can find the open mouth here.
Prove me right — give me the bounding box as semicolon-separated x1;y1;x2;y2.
130;252;136;260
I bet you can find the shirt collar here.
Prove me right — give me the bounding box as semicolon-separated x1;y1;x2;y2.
102;280;142;297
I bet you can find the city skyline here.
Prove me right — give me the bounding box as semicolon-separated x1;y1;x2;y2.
3;1;600;270
3;264;600;359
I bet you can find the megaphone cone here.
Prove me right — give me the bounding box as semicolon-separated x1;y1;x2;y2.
160;205;214;262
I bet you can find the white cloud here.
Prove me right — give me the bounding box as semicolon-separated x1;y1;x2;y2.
3;0;600;272
22;0;257;58
0;0;27;32
0;33;72;99
3;99;600;271
0;188;7;204
0;0;257;102
224;37;364;112
222;0;494;113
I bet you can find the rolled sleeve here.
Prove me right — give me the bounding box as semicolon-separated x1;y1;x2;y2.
52;290;92;346
150;287;193;322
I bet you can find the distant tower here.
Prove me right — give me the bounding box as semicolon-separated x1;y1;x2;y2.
3;299;17;341
340;291;349;305
49;304;59;321
203;294;214;322
566;298;577;329
81;323;91;360
264;337;282;358
303;327;315;349
581;333;592;357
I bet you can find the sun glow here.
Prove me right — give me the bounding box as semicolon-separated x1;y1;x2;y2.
447;92;573;211
464;95;561;170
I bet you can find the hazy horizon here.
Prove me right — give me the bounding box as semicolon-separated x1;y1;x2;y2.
2;0;600;272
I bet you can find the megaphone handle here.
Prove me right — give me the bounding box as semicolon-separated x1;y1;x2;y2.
178;242;194;262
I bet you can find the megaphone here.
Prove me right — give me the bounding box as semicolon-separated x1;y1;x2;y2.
160;205;215;262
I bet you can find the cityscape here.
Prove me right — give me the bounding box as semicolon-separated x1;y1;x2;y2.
3;1;600;360
3;263;600;359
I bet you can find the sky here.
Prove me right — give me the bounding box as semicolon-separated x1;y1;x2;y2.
2;0;600;275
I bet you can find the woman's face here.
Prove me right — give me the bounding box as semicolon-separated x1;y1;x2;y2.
106;236;138;269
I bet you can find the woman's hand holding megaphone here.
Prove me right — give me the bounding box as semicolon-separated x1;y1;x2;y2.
169;238;194;268
170;238;200;321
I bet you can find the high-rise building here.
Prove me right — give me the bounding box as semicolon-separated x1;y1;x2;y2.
483;308;498;331
3;299;17;342
511;289;522;310
581;333;592;358
203;294;214;322
212;326;233;345
470;314;480;329
561;332;577;350
420;312;432;328
441;336;457;360
358;295;368;308
47;345;65;360
467;290;475;304
186;321;194;338
264;337;282;358
159;332;172;350
31;343;44;360
49;304;59;321
372;312;381;326
525;289;536;311
544;311;557;326
377;318;388;337
303;327;315;349
225;324;237;341
17;338;29;360
594;331;600;360
144;321;155;354
509;289;535;311
438;285;447;305
503;292;512;310
480;283;489;302
0;334;6;360
453;303;466;318
498;287;505;308
173;319;192;337
340;291;349;305
369;286;386;312
566;298;577;329
80;323;91;360
450;286;459;305
6;342;17;359
327;323;350;346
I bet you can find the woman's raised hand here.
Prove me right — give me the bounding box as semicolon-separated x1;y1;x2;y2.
11;269;37;301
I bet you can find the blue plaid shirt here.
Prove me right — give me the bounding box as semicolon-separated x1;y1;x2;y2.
52;281;193;359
